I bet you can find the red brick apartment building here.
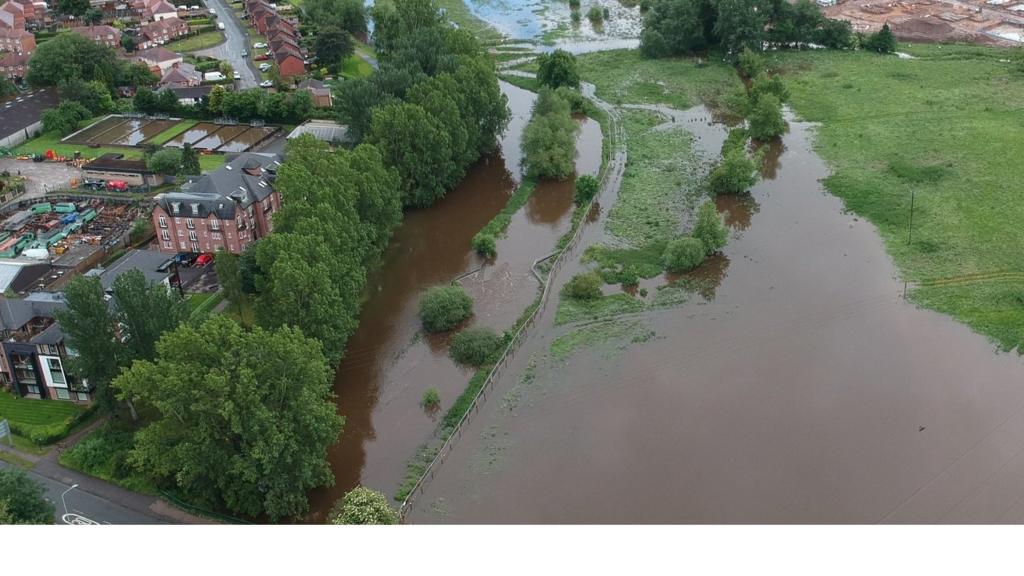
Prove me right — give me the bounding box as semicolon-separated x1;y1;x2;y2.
151;153;282;255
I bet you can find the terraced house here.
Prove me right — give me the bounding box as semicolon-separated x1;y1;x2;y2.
151;153;282;255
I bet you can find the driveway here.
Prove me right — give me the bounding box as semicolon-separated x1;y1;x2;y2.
194;0;260;89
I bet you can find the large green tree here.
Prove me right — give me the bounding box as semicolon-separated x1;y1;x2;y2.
313;26;355;70
640;0;717;58
26;33;120;88
59;78;114;115
714;0;768;54
303;0;367;35
57;0;89;16
111;269;191;364
55;276;124;411
0;469;53;525
521;88;580;181
113;316;344;521
536;49;580;89
368;101;454;207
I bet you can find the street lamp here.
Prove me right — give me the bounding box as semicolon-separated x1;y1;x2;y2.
61;483;79;517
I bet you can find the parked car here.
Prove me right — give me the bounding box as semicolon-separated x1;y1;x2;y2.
208;7;215;13
106;180;128;192
195;253;214;267
204;71;225;82
253;42;267;49
233;71;240;79
254;54;269;61
217;22;225;30
241;51;249;57
258;63;271;72
174;252;200;266
259;80;273;88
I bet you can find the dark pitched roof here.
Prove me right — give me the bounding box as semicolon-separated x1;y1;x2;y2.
167;85;212;99
98;249;173;291
84;153;153;174
154;152;281;220
0;292;65;332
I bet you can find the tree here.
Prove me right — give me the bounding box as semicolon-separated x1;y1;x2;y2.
863;23;896;54
815;18;854;49
304;0;368;36
714;0;768;54
536;49;580;89
133;87;158;114
562;272;603;300
419;285;473;332
448;326;503;367
59;78;114;115
708;148;758;195
640;0;718;57
207;85;226;115
368;101;454;207
0;77;17;98
83;6;103;24
314;26;355;71
0;468;53;525
146;147;182;175
41;101;90;136
663;237;706;272
215;250;243;316
57;0;90;17
26;33;120;88
329;486;398;525
522;88;579;181
737;47;766;78
749;72;788;103
575;174;600;205
121;34;137;52
113;316;344;521
111;269;190;364
55;276;123;411
747;93;786;141
118;62;157;87
179;143;200;176
691;200;729;255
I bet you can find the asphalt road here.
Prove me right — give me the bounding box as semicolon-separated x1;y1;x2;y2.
0;461;164;524
194;0;260;89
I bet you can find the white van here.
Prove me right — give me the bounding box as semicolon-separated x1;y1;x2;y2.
204;71;225;82
217;22;225;30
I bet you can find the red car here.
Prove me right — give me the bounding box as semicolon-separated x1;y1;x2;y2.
106;180;128;192
195;253;214;267
255;54;269;61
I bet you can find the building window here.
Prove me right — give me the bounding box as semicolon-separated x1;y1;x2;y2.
159;216;167;228
191;242;199;253
171;202;180;214
186;218;194;229
161;230;170;241
189;231;197;242
190;203;200;215
212;232;221;240
55;388;70;400
46;357;65;385
26;385;39;395
76;392;90;402
210;219;220;231
163;241;171;249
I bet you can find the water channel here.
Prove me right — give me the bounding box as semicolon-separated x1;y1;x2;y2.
406;107;1024;523
304;81;603;521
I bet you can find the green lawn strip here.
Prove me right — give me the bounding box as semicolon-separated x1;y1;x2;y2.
576;49;742;109
146;120;199;146
498;74;540;92
0;389;96;445
198;154;226;172
477;179;537;241
188;291;225;319
164;30;226;52
0;449;34;469
777;45;1024;350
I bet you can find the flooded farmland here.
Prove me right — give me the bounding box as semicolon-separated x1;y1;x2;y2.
406;109;1024;524
303;82;603;521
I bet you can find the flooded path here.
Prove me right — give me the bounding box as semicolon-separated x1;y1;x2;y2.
407;108;1024;523
304;82;602;521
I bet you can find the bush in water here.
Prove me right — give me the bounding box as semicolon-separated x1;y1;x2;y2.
329;486;398;525
422;387;441;409
663;237;706;272
472;232;497;258
449;326;504;367
708;148;758;195
419;285;473;333
562;271;604;300
574;174;600;205
691;200;730;255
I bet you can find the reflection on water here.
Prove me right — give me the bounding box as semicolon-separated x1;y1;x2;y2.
715;194;759;231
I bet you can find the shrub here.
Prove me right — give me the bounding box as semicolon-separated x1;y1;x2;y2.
449;326;503;367
0;468;53;524
691;200;729;255
747;93;786;141
569;0;580;8
536;49;580;89
562;271;603;300
587;5;604;22
663;237;706;273
863;23;896;54
147;147;182;175
522;88;579;181
329;486;398;525
708;149;758;195
422;387;441;409
620;266;639;288
737;47;766;78
749;73;789;103
574;174;600;205
472;232;497;258
419;285;473;332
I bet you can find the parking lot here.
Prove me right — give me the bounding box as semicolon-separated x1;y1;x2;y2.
0;158;82;206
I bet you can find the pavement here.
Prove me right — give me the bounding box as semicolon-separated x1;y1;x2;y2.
194;0;261;89
0;158;82;206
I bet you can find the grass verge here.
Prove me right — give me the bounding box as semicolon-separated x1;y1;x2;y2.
164;30;226;52
0;390;94;445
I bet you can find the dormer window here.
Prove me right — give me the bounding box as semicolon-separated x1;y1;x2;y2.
170;202;180;214
190;203;199;215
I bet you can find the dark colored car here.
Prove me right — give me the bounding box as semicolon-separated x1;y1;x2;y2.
174;252;200;266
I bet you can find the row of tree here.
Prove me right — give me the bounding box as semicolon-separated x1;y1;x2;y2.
335;0;510;207
522;87;581;180
640;0;856;57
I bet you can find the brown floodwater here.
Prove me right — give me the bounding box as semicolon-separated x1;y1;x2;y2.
165;123;222;147
407;108;1024;524
195;125;247;150
216;126;276;152
303;82;604;521
65;116;123;143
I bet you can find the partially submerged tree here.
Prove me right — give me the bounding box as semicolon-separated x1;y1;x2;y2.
329;486;398;525
536;49;580;89
691;200;729;255
419;285;473;333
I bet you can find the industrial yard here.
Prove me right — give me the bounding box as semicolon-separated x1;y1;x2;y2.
824;0;1024;44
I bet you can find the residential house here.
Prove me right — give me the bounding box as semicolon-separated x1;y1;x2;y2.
165;84;211;106
267;34;300;56
0;292;91;403
133;45;182;73
297;79;332;108
273;47;304;77
0;27;33;53
158;60;201;87
138;16;188;48
135;0;178;21
0;1;25;29
70;25;122;47
0;51;30;80
151;153;282;255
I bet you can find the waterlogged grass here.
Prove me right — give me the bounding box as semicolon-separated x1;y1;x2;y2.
550;319;653;362
555;293;645;325
476;179;537;241
499;74;541;92
778;45;1024;350
576;49;742;109
146;120;198;146
435;0;505;45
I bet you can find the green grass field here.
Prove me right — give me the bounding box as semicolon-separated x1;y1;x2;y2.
164;30;226;52
576;49;742;110
775;44;1024;350
0;390;84;427
146;120;199;146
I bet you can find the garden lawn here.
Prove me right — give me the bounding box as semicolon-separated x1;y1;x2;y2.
576;49;743;110
0;389;89;445
164;30;226;52
776;44;1024;351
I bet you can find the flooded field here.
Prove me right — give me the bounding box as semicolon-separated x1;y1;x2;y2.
164;123;223;147
304;82;603;521
217;126;276;152
64;116;124;143
194;125;248;150
64;117;277;152
462;0;641;45
65;117;175;146
407;109;1024;524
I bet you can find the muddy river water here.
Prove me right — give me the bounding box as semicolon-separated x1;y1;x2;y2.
304;82;601;521
406;107;1024;523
